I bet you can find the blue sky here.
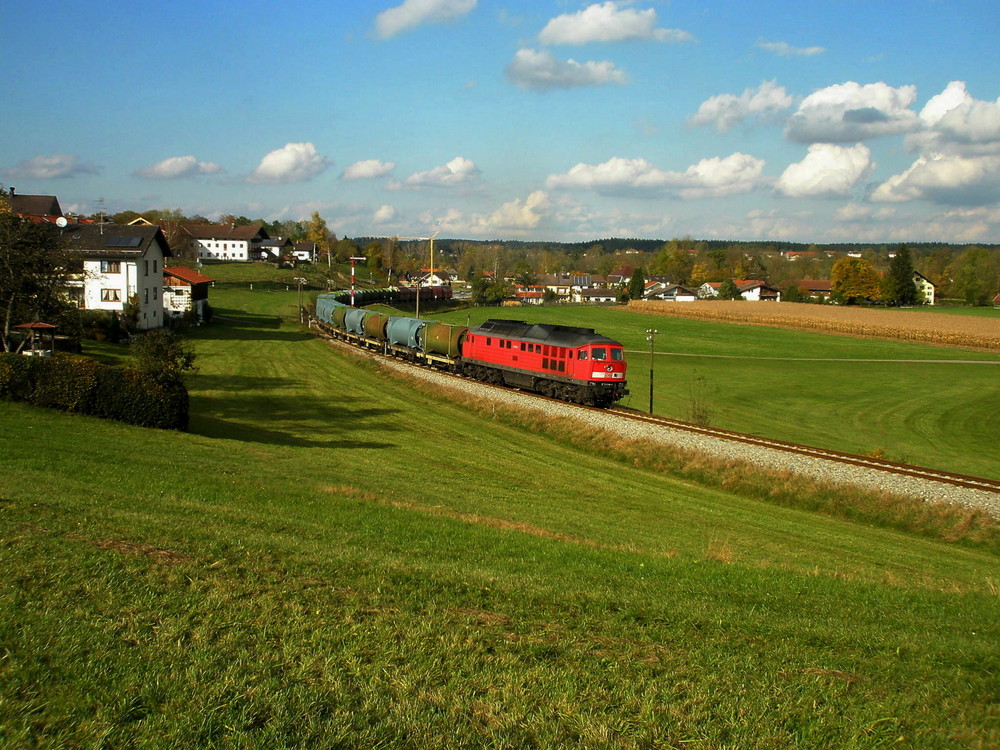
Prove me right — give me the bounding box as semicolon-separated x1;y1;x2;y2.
3;0;999;243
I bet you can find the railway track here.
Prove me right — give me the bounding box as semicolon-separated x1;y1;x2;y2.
319;329;1000;510
604;407;1000;496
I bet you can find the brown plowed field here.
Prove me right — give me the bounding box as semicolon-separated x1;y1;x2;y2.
626;300;1000;351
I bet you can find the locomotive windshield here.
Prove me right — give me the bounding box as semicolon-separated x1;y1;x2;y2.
592;348;606;360
611;348;623;361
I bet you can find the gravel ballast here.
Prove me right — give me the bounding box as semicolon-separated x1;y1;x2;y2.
358;345;1000;520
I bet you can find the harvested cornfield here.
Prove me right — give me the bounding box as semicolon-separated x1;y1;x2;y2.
626;300;1000;350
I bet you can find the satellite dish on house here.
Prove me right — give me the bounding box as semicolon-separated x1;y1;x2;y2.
56;216;68;228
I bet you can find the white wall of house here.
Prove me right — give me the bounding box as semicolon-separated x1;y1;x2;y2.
914;273;935;305
82;252;164;329
164;287;209;320
191;238;251;261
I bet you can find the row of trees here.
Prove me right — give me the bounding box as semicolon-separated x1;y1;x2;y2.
81;202;1000;304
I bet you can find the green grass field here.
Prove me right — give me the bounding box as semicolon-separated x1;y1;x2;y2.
420;302;1000;479
2;268;999;748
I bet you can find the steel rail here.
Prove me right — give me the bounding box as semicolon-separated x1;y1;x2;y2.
316;325;1000;496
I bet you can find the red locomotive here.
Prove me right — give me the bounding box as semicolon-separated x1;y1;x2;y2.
462;319;627;407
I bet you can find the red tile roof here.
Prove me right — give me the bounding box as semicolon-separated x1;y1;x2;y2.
164;267;216;284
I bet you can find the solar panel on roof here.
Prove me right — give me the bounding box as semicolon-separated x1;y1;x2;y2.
105;236;142;247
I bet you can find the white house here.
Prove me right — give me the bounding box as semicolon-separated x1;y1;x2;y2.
646;284;698;302
576;288;619;304
259;237;294;262
182;223;269;262
913;271;936;305
164;267;216;321
293;241;318;263
60;224;172;330
699;279;780;301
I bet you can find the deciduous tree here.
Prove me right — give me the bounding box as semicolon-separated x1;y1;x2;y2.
831;257;880;304
0;189;75;351
952;246;1000;306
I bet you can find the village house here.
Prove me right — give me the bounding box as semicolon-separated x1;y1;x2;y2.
784;279;833;301
8;190;64;223
913;271;936;305
576;288;619;304
163;267;216;322
699;280;781;301
514;285;547;305
60;224;172;330
182;223;269;262
258;237;295;262
645;283;698;302
293;241;318;263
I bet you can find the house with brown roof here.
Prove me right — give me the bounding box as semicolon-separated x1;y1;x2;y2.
164;267;216;322
8;190;64;223
182;223;269;262
60;224;172;329
699;279;781;301
784;279;833;300
645;283;698;302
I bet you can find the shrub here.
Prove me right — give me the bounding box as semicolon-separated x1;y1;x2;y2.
0;353;188;430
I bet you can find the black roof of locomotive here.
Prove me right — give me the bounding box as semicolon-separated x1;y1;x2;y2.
471;319;622;348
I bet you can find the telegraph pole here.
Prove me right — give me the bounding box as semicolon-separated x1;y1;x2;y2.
349;256;367;307
646;328;658;414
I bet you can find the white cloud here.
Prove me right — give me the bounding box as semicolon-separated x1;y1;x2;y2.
907;81;1000;156
394;156;481;188
374;0;476;39
505;48;627;90
248;142;332;184
756;40;825;57
134;155;222;179
538;2;692;45
341;159;396;180
472;191;550;232
545;153;765;198
871;154;1000;205
3;153;101;179
834;202;896;222
373;204;396;223
785;81;920;143
776;143;874;198
689;80;794;132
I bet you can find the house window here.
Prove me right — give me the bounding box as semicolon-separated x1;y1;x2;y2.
101;289;121;302
144;288;149;304
100;261;121;274
153;260;158;274
144;260;149;276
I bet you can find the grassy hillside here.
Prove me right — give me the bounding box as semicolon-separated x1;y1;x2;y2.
2;279;999;748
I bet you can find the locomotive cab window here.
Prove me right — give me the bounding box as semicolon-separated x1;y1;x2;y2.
578;350;588;360
611;348;623;361
592;347;607;361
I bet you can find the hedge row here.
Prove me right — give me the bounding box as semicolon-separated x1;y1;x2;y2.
0;354;188;430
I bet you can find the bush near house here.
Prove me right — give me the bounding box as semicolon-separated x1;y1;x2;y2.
0;354;188;429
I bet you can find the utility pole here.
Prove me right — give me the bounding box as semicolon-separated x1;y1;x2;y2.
646;328;658;414
293;277;307;322
349;256;367;307
395;230;439;319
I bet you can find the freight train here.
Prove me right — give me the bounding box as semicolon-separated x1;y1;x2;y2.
313;288;628;407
